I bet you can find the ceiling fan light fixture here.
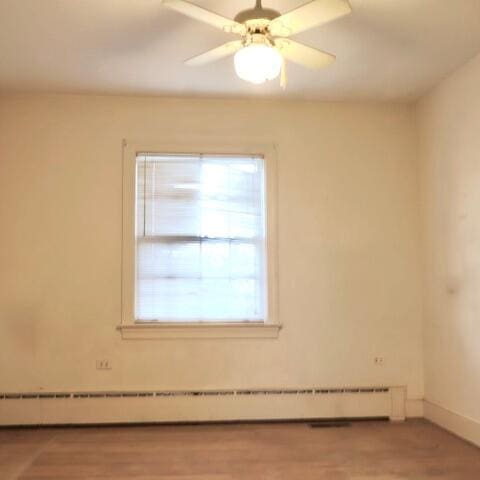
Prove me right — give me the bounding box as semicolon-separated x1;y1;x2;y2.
234;43;283;85
162;0;352;87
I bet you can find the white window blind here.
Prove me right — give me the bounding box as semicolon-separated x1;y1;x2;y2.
135;153;266;322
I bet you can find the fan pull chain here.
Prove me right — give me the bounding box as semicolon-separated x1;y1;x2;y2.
280;57;287;89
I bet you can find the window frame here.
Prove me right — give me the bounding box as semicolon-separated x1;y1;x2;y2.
119;139;280;340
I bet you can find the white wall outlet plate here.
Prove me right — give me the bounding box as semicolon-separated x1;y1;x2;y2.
96;359;112;370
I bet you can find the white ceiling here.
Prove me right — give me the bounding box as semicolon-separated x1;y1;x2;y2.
1;0;480;100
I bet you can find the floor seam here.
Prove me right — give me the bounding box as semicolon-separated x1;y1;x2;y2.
8;433;58;480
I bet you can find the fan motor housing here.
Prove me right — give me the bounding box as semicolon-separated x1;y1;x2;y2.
234;6;281;24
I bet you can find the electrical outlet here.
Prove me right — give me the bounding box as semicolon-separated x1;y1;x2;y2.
96;359;112;370
374;357;385;366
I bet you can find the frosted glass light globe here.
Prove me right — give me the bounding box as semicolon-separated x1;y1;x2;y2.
234;44;283;85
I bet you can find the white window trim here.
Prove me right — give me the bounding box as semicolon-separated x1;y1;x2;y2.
119;139;281;340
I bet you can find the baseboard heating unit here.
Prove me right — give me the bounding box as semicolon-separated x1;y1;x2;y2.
0;386;407;426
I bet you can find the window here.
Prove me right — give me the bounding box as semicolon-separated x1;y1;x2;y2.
136;153;265;322
121;141;279;339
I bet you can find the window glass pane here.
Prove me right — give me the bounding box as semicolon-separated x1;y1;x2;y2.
135;154;266;322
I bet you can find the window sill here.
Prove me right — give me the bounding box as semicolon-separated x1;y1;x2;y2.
117;322;282;340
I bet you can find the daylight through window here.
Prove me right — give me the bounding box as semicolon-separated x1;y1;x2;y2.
135;153;266;322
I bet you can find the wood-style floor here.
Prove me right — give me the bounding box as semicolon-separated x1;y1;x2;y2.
1;419;479;479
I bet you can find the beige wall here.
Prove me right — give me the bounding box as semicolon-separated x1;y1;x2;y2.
0;95;423;402
418;53;480;423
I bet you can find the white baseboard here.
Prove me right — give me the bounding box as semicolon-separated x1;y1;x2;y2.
425;401;480;447
0;387;407;426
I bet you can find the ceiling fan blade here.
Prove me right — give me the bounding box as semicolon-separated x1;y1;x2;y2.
162;0;245;34
270;0;352;37
276;39;335;69
185;40;243;66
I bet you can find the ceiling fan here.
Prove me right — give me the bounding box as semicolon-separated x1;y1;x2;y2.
162;0;352;87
